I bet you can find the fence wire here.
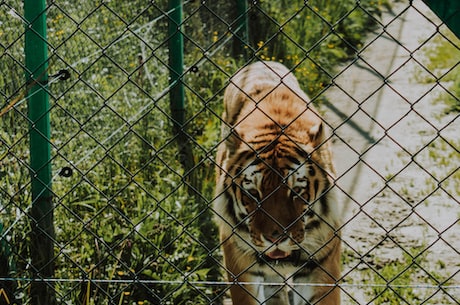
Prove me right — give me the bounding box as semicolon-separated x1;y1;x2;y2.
1;0;459;305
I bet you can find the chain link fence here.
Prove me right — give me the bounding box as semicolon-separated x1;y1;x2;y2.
1;0;459;304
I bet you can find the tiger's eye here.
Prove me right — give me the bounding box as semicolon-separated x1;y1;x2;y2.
292;186;302;195
244;189;260;200
250;189;260;198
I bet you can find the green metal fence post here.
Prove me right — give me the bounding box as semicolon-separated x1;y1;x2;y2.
234;0;249;58
168;0;185;130
167;3;222;302
168;0;195;184
24;0;56;304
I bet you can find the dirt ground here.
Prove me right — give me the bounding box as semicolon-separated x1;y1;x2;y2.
323;1;459;304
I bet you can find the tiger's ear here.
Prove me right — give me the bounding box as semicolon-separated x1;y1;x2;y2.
308;121;325;146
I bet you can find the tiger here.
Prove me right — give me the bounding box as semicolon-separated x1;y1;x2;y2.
213;61;342;305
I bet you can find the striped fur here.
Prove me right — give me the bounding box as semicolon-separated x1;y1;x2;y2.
214;61;341;305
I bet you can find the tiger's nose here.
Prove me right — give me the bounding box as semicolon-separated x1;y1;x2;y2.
264;230;287;244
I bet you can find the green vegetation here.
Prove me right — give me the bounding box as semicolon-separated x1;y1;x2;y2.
425;138;460;197
1;0;386;304
369;250;427;305
416;27;460;112
248;0;386;97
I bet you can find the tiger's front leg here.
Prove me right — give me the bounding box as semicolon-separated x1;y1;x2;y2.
291;276;340;305
222;237;264;305
291;246;341;305
226;273;264;305
225;272;290;305
263;274;290;305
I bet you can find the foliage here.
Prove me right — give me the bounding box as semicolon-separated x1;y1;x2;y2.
0;0;386;304
247;0;387;98
415;27;460;113
369;250;425;305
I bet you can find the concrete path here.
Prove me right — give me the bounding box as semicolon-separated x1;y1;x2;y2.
323;1;459;303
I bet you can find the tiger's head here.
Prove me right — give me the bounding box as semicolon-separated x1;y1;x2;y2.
215;85;338;261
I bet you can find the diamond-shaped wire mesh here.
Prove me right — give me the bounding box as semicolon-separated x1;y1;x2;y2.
0;0;458;304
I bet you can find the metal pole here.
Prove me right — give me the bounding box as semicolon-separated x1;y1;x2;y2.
234;0;249;58
24;0;55;303
168;0;185;128
168;0;195;181
167;4;222;302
